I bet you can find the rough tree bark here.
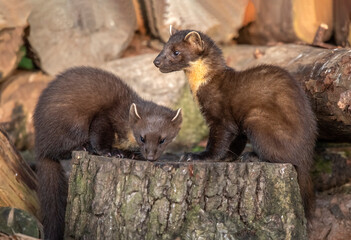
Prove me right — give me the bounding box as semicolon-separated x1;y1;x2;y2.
224;44;351;142
65;151;307;240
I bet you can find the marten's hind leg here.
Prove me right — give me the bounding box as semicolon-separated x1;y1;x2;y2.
89;114;115;156
226;133;247;160
247;122;314;217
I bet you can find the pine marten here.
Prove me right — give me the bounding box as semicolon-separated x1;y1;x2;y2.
154;28;317;218
33;66;182;240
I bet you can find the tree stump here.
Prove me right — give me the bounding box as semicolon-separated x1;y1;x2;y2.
65;151;307;240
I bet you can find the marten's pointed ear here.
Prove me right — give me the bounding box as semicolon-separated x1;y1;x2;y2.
129;103;141;123
171;108;182;125
169;25;179;36
184;31;204;51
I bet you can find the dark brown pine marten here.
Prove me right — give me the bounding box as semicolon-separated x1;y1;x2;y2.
154;28;316;218
33;66;182;240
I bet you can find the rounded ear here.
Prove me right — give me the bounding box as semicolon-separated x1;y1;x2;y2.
171;108;182;124
129;103;141;122
184;31;204;51
169;25;179;36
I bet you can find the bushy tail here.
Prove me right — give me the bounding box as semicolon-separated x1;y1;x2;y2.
296;166;315;219
37;157;68;240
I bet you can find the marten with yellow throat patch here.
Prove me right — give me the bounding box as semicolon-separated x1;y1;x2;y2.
33;66;182;240
154;28;316;217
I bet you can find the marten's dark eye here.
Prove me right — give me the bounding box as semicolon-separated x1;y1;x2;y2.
173;50;180;56
159;138;165;144
140;136;145;143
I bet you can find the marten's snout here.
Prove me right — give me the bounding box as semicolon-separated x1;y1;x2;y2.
145;148;157;161
153;58;161;68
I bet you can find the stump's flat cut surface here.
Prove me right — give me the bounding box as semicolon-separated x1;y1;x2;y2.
65;151;307;240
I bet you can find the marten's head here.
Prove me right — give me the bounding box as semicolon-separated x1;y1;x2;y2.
153;28;209;73
154;27;225;100
129;103;182;161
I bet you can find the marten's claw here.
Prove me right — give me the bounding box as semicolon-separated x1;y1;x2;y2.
113;153;124;158
110;148;125;158
179;154;189;162
180;153;199;161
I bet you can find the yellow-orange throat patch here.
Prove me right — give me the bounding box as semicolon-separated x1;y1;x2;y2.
185;59;209;100
113;130;138;150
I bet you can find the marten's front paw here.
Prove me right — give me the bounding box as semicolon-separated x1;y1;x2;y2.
111;149;125;158
239;152;261;162
180;153;198;161
94;148;112;157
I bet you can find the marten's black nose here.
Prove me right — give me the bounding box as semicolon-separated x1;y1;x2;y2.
153;59;161;67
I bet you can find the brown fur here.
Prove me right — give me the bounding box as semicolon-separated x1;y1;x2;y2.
154;29;317;218
33;67;182;239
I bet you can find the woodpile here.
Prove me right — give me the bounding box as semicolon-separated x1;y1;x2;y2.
0;0;350;238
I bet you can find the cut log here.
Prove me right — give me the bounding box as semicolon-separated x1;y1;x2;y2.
0;71;52;150
224;44;351;142
132;0;147;35
142;0;250;43
333;0;351;47
28;0;137;76
237;0;333;44
0;207;41;238
0;0;31;29
0;128;39;220
309;184;351;240
65;151;307;239
0;28;25;82
0;0;32;82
